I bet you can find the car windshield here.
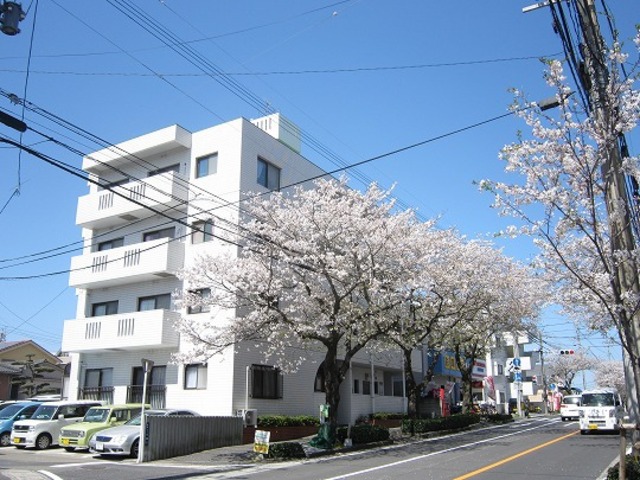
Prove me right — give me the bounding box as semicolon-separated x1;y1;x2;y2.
31;405;58;420
0;404;29;420
582;393;615;407
125;415;142;426
83;408;110;423
564;397;581;405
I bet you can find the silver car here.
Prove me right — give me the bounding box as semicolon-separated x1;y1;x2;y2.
88;409;198;457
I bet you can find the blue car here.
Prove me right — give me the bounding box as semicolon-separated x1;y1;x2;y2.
0;401;41;446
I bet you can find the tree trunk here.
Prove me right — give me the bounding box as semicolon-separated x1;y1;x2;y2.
402;347;418;418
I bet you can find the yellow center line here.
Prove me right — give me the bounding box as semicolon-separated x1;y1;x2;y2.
453;430;580;480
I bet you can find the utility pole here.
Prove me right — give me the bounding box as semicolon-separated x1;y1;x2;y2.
539;332;548;415
574;0;640;426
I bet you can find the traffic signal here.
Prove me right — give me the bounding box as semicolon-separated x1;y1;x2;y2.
559;349;575;355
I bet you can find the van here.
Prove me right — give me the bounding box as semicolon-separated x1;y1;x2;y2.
59;404;147;451
578;388;624;434
11;400;102;449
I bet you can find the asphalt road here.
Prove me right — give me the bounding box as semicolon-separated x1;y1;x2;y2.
0;417;622;480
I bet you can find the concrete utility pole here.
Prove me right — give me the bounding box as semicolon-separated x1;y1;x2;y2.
539;332;549;415
574;0;640;426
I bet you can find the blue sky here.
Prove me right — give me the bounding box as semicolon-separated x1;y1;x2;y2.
0;1;637;376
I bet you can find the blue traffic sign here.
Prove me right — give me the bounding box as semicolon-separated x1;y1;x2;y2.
514;371;522;383
512;358;521;368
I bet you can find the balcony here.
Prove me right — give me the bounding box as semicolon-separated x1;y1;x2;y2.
69;238;184;289
76;171;189;230
127;384;167;409
62;310;180;352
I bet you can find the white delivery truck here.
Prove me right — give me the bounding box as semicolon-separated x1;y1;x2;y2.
578;388;624;434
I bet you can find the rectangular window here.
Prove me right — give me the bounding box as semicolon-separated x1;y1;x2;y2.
184;364;207;389
138;293;171;311
187;288;211;314
257;157;280;190
353;379;360;394
363;380;371;395
251;364;283;399
497;364;504;375
85;368;113;388
97;238;124;251
196;153;217;178
91;301;118;317
148;164;179;177
192;220;214;244
143;227;175;242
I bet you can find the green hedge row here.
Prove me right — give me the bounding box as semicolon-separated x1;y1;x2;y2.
402;413;481;434
336;424;391;444
607;455;640;480
257;415;320;428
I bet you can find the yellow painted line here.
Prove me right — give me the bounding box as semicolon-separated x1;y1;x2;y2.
453;430;580;480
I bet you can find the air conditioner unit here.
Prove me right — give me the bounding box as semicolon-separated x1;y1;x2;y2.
236;409;258;427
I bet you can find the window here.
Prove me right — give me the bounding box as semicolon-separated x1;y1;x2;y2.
257;157;280;190
192;220;213;244
251;364;283;399
314;365;325;392
97;237;124;251
184;364;207;389
143;227;175;242
148;163;179;176
138;294;171;311
196;153;217;178
91;301;118;317
187;288;211;314
353;379;360;394
85;368;113;388
497;364;504;375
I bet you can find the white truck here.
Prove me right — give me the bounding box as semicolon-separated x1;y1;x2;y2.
578;388;624;434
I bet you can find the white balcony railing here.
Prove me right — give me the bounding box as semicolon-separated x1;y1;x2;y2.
69;239;184;289
61;310;180;352
76;171;189;229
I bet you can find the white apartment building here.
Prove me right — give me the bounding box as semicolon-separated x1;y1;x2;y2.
60;113;411;424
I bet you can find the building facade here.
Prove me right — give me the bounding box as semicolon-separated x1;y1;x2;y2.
60;114;411;424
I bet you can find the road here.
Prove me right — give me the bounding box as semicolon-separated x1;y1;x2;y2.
0;417;621;480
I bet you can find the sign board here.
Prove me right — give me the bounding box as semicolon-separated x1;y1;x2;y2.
253;430;271;454
506;356;531;372
513;371;522;383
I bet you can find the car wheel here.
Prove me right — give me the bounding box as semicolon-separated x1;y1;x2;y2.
580;430;587;435
130;439;139;458
0;432;10;447
561;417;566;422
64;447;75;452
35;433;52;450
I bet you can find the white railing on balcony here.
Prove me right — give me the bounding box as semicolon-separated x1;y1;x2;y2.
76;171;189;229
62;310;180;352
69;238;184;289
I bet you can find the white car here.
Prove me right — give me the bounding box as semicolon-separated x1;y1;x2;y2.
11;400;101;449
560;395;581;421
579;388;624;434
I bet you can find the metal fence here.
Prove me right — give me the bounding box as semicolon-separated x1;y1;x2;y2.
78;386;114;404
127;384;166;409
142;415;243;462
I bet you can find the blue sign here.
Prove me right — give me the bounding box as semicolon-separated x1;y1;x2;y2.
514;371;522;383
512;358;521;368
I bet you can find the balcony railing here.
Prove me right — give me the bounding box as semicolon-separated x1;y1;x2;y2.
79;386;114;404
68;238;184;289
76;171;189;229
127;384;166;409
62;310;180;353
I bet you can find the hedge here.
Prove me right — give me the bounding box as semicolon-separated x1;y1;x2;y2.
336;423;390;444
403;413;481;434
257;415;320;428
267;442;307;459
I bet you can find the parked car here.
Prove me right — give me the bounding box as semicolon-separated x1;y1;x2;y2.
11;400;102;449
89;408;199;458
59;404;147;451
560;394;582;421
0;402;41;447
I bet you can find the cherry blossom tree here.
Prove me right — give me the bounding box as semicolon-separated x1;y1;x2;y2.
175;178;435;435
595;360;627;401
480;32;640;418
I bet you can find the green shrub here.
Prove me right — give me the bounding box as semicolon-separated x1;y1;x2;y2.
257;415;320;428
402;413;480;435
484;413;513;423
336;424;390;444
267;442;307;459
372;412;404;420
607;455;640;479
